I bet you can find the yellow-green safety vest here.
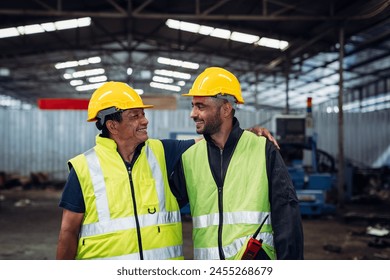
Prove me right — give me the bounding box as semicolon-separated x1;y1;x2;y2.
182;131;276;260
69;135;183;260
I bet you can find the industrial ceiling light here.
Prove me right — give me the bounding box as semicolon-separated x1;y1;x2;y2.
152;76;174;84
257;37;289;50
55;18;91;30
75;82;106;92
63;68;105;80
88;75;107;83
55;56;101;69
0;68;10;77
135;89;144;95
165;19;289;50
157;57;199;69
69;80;83;86
18;24;45;35
154;69;191;80
0;95;32;109
210;28;231;39
0;17;91;39
0;27;20;38
179;21;200;33
198;25;214;35
231;32;260;44
150;82;181;92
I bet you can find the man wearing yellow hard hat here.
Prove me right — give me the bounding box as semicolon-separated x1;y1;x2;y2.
170;67;304;260
56;80;277;260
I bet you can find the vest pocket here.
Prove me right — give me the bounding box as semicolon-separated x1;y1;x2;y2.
139;178;159;212
77;230;138;259
143;223;182;251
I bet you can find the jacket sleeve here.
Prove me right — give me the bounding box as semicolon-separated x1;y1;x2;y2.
266;140;304;259
169;158;190;209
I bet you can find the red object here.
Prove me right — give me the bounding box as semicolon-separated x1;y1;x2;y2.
307;97;312;108
307;97;312;114
38;98;89;110
241;238;263;260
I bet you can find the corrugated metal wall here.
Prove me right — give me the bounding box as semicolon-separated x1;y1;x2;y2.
0;107;389;180
315;110;390;167
0;109;96;180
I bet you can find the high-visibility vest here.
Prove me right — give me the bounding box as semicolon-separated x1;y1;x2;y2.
69;136;183;260
182;131;276;260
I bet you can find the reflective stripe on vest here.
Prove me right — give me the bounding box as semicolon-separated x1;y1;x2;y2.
84;148;110;222
194;233;274;260
81;144;181;237
92;245;183;260
193;211;274;259
80;211;181;237
193;211;271;229
146;144;166;212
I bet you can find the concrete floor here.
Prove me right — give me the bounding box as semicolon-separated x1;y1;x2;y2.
0;188;389;260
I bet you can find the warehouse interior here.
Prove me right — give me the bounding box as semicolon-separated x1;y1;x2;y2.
0;0;389;260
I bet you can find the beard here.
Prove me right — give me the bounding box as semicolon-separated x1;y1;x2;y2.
194;110;223;135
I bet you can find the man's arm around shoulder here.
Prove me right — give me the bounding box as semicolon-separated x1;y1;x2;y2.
266;140;304;259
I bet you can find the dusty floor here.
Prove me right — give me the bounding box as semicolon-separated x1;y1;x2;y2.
0;188;389;260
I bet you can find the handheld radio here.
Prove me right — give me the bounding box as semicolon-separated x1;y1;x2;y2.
241;214;269;260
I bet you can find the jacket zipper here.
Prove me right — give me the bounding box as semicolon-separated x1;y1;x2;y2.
128;166;144;260
217;149;225;260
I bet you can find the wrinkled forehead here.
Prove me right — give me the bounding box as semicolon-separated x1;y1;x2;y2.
192;95;213;104
192;95;227;107
122;108;144;116
192;96;210;103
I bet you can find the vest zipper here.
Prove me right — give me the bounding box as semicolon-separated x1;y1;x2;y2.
128;166;144;260
217;149;225;260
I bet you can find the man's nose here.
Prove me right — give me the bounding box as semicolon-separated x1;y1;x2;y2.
141;114;149;124
190;107;197;118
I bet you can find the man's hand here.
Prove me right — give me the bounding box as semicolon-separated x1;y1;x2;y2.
247;127;280;149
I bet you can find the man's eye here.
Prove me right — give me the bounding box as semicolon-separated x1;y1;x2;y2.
129;112;144;120
193;104;205;109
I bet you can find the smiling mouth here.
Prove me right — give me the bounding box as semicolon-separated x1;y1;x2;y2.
194;118;203;125
137;128;148;133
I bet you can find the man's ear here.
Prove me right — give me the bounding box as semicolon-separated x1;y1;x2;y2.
222;101;233;117
106;120;118;135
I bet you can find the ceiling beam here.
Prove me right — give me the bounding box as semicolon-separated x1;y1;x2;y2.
0;0;388;20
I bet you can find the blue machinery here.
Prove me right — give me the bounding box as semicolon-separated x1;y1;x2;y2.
288;160;336;216
274;98;337;216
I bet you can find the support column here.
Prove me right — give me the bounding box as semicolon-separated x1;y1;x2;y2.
338;26;345;209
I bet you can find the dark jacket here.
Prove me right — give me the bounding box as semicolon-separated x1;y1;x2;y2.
170;117;304;260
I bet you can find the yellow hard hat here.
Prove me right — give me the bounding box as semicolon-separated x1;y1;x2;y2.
87;81;153;122
183;67;244;104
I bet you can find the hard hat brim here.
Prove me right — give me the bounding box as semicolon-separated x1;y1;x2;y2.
181;92;244;104
87;104;154;122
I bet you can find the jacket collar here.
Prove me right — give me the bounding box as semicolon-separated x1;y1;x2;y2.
97;134;145;164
